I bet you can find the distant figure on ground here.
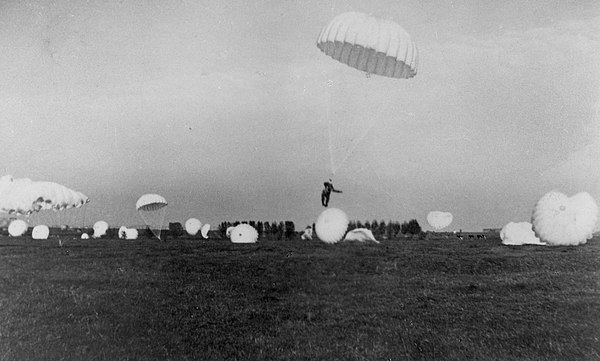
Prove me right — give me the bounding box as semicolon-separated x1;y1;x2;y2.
321;179;342;207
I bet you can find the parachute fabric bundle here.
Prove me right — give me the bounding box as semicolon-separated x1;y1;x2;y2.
32;225;50;240
230;224;258;244
343;228;379;243
315;208;349;244
8;219;28;237
81;233;90;240
531;191;598;246
500;222;545;246
200;224;211;239
125;228;139;240
317;12;418;79
226;226;235;239
427;211;453;230
300;227;313;240
93;221;109;238
185;218;202;236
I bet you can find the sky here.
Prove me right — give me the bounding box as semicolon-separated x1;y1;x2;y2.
1;0;599;231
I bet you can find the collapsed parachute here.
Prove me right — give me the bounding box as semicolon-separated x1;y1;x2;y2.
185;218;202;236
8;219;28;237
531;191;598;246
500;222;545;246
315;208;349;244
317;12;418;79
125;228;139;240
136;194;168;240
427;211;453;230
344;228;379;243
300;227;313;240
32;225;50;240
200;224;210;239
230;224;258;244
93;221;109;238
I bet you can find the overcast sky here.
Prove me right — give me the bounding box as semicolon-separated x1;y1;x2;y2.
1;0;598;231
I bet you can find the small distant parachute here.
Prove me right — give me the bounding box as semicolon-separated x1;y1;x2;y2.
500;222;545;246
315;208;349;244
125;228;139;240
81;233;89;240
531;191;598;246
136;194;168;240
200;224;210;239
185;218;202;236
230;224;258;244
427;211;453;230
317;12;418;79
118;226;128;239
93;221;109;238
32;224;50;240
343;228;379;243
226;226;235;239
8;219;28;237
300;227;313;240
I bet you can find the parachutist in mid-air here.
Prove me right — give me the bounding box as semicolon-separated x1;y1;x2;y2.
321;179;342;207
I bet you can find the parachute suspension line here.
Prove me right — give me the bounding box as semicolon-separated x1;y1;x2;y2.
326;83;336;174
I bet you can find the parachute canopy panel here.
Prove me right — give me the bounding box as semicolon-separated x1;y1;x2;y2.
136;194;168;211
317;12;418;79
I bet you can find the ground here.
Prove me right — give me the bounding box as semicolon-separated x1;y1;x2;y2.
0;235;598;360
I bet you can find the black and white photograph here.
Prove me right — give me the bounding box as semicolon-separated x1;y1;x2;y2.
0;0;599;359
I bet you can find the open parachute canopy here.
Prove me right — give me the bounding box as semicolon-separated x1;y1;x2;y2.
317;12;418;79
0;175;88;216
136;193;168;240
427;211;453;231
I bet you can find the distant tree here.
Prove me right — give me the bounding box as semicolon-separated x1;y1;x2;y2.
144;227;154;239
364;221;371;230
401;219;422;235
263;222;271;235
256;221;264;236
169;222;184;239
356;220;363;229
348;220;357;231
105;227;118;239
284;221;295;239
277;221;285;240
378;220;386;237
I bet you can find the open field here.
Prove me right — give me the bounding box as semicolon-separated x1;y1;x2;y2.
0;235;599;361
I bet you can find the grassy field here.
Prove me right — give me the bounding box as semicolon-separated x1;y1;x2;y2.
0;235;599;361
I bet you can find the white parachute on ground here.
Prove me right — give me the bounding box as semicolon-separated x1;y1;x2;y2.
81;233;89;240
118;226;128;239
32;225;50;240
427;211;453;230
317;12;418;79
343;228;380;243
230;224;258;244
531;191;598;246
93;221;109;238
315;208;349;244
200;224;210;239
8;219;28;237
125;228;139;240
226;226;235;239
136;194;168;240
500;222;545;246
300;227;313;240
185;218;202;236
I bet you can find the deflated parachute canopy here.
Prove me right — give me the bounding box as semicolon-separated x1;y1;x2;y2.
125;228;139;240
427;211;453;230
300;227;313;240
500;222;545;246
344;228;379;243
230;224;258;244
81;233;89;240
0;175;89;215
531;191;598;246
93;221;109;238
185;218;202;236
200;224;210;239
32;224;50;240
317;12;418;79
315;208;349;244
8;219;28;237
